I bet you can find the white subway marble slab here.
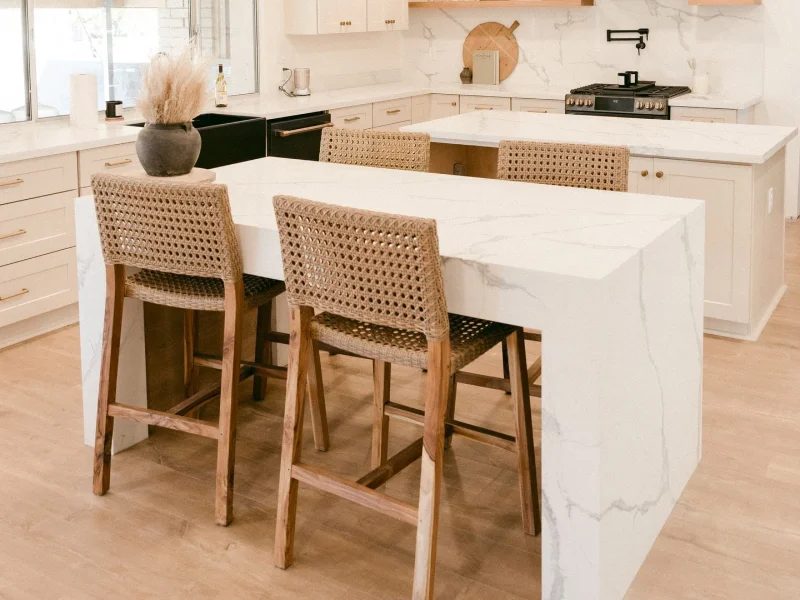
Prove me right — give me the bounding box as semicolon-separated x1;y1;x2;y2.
77;157;704;599
403;110;796;164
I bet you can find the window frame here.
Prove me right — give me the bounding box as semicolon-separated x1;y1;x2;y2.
8;0;259;124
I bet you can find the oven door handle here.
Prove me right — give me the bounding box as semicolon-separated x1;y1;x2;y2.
276;123;333;137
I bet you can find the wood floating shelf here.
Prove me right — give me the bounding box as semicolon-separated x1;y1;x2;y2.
409;0;595;8
688;0;760;5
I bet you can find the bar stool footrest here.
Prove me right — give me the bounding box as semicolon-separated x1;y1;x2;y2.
108;403;219;438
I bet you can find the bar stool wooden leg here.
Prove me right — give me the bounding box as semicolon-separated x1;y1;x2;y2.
443;374;456;450
183;310;201;419
93;264;126;496
506;328;541;536
307;339;330;452
275;306;313;568
501;339;511;395
371;360;391;468
412;339;451;600
215;280;244;526
253;301;272;402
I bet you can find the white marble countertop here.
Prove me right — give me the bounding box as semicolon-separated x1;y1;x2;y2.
0;80;764;166
403;110;796;165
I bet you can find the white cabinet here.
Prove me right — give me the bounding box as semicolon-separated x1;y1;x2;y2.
330;103;373;129
511;98;564;114
78;142;139;188
670;106;754;125
632;157;755;325
411;95;431;124
317;0;366;34
289;0;410;34
367;0;408;31
627;156;654;195
430;94;459;120
372;97;411;128
460;95;511;114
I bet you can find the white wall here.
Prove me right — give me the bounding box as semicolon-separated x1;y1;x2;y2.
759;0;800;218
259;0;404;93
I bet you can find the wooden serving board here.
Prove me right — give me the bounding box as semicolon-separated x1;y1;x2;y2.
463;20;520;83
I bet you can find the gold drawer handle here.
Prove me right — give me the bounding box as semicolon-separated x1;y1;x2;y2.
656;171;664;178
0;228;26;241
451;101;457;106
344;116;361;123
526;109;548;113
475;107;494;110
0;288;29;302
641;170;649;177
104;158;133;167
340;21;345;25
0;177;24;188
386;109;402;115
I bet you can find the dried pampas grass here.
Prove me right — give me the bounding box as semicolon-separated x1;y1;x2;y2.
137;49;209;125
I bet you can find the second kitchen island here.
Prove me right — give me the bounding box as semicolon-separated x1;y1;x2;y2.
404;111;797;341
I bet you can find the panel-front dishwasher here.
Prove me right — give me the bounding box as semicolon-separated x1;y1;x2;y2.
267;112;332;161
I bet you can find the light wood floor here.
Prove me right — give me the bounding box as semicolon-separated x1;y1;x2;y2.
1;223;799;599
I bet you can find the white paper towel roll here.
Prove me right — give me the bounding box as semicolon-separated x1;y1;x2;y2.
69;74;99;129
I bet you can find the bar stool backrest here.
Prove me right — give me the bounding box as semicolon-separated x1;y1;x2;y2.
91;173;242;283
320;128;431;172
497;140;630;192
273;195;450;342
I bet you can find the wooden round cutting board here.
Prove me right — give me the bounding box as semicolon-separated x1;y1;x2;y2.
462;20;520;83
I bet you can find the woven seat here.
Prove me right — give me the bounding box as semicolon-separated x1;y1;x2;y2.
498;140;630;192
126;270;285;312
320;127;431;172
312;312;514;373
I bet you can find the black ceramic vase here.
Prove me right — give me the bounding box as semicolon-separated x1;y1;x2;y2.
136;122;201;177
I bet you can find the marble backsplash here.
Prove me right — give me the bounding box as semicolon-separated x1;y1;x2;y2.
404;1;764;97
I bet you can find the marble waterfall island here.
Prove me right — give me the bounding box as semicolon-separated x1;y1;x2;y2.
76;158;704;600
404;111;797;341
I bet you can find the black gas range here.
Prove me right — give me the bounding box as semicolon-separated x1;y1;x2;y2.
566;82;691;120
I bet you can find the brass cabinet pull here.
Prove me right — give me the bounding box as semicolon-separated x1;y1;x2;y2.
343;116;361;123
451;101;457;106
641;170;649;177
656;171;664;178
104;158;133;167
386;109;402;115
0;288;29;302
0;177;24;188
340;20;345;25
277;123;333;137
0;228;26;241
526;109;548;113
475;106;494;110
346;20;352;25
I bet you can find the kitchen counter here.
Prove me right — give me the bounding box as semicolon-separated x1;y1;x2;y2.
669;92;763;111
403;110;796;164
0;82;761;165
75;157;704;600
405;111;793;341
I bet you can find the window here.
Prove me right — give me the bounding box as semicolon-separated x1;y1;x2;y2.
0;0;28;123
3;0;257;123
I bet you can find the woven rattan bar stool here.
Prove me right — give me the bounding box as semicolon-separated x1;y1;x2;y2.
90;174;329;526
453;140;631;399
320;127;431;171
272;196;540;599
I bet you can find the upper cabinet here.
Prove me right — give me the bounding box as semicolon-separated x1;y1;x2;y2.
367;0;409;31
286;0;408;35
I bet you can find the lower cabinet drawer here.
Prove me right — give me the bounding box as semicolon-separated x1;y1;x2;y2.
330;104;373;129
0;190;78;267
0;248;77;328
371;120;412;132
372;97;412;128
459;96;511;114
1;153;78;207
511;98;565;114
78;142;140;188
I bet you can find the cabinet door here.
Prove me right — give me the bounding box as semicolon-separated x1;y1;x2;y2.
367;0;408;31
411;95;431;124
430;94;459;120
318;0;366;34
628;157;654;195
653;158;752;323
670;107;737;124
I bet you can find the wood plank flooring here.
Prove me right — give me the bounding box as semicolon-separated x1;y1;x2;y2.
0;222;799;599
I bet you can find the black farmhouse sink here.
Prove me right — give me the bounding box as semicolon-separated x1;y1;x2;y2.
131;113;267;169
